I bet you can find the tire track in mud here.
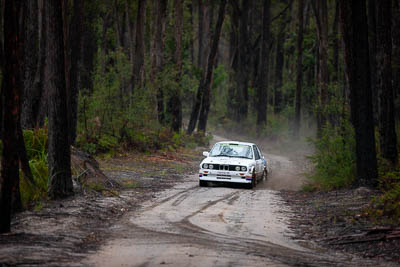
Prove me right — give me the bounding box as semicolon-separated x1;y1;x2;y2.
123;184;381;267
87;136;394;266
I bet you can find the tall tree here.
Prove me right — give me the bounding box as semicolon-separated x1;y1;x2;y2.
197;0;211;70
331;0;339;82
367;0;378;118
150;0;168;124
274;1;291;115
226;0;239;120
0;0;23;233
312;0;329;136
376;0;398;164
167;0;183;132
256;0;271;128
45;0;73;199
293;0;304;138
21;0;39;129
187;0;212;134
132;0;147;92
36;0;50;127
197;0;227;133
392;0;400;98
339;0;378;187
235;0;250;122
68;0;84;145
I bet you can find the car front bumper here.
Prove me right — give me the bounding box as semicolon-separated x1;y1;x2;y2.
199;170;253;184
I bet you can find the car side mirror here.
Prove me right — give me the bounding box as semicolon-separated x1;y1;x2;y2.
203;151;209;157
262;155;265;159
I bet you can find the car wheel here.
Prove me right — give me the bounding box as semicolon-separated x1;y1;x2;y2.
262;169;267;181
247;171;256;189
199;180;207;187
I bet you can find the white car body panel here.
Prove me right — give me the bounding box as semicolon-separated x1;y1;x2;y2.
199;141;267;187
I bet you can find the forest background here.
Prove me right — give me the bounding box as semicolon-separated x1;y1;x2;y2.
1;0;400;232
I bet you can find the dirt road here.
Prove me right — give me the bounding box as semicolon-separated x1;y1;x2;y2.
85;138;386;266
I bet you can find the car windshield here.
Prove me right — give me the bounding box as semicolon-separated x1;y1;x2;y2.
209;143;253;159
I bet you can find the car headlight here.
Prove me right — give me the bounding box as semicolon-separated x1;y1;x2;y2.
241;166;247;171
209;164;214;169
235;166;240;171
203;163;209;169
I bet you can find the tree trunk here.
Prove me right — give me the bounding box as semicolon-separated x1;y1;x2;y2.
197;0;227;133
45;0;73;199
332;0;339;82
274;2;291;115
167;0;183;132
21;0;39;129
293;0;304;138
188;1;194;65
132;0;146;92
197;0;204;69
150;0;167;124
226;0;239;120
312;0;329;136
0;0;23;233
68;0;84;145
74;0;96;96
376;0;398;164
339;0;378;187
187;0;212;133
256;0;271;128
36;0;49;127
392;0;400;99
368;0;378;120
236;0;250;122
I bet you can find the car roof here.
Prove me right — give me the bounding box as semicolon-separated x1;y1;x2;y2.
215;141;256;146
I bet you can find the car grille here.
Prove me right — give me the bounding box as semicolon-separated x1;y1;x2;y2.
212;164;237;171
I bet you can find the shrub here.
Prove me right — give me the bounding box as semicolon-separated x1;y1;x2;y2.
369;170;400;224
306;121;356;191
20;128;49;208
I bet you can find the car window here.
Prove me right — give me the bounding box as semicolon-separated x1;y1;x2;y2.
256;146;263;158
210;143;253;159
253;145;260;160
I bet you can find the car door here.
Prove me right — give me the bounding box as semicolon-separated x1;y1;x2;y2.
252;145;262;178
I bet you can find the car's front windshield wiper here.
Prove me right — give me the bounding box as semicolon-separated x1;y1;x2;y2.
211;154;232;157
231;155;252;159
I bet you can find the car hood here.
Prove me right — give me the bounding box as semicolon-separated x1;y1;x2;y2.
201;157;253;166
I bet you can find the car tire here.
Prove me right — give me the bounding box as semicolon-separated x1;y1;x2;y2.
246;172;256;189
199;180;207;187
262;169;267;181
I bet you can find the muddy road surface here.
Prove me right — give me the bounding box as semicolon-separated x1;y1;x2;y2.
85;138;386;267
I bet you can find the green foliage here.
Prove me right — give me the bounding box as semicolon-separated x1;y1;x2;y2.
369;169;400;224
306;121;356;191
20;128;49;209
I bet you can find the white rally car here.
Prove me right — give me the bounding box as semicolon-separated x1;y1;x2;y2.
199;141;268;189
